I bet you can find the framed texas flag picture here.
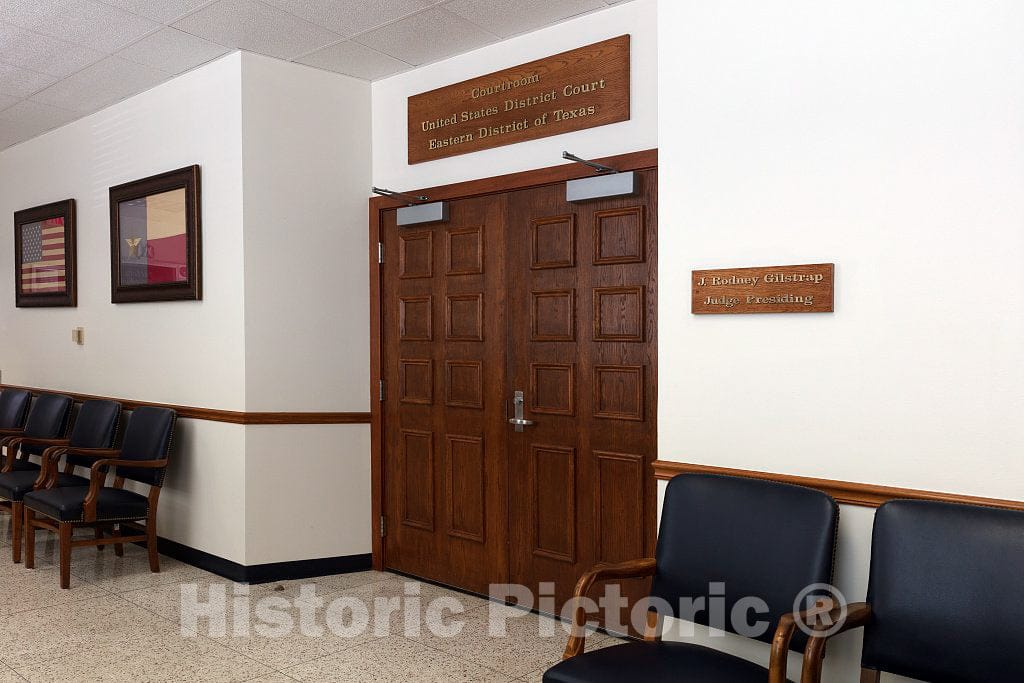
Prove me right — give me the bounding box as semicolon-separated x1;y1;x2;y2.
109;165;202;303
14;199;77;308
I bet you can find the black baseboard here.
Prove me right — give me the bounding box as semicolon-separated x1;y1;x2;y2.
143;535;372;584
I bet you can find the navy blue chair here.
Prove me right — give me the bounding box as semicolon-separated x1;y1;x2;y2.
24;406;176;588
544;474;840;683
0;389;31;434
799;499;1024;682
0;399;121;562
1;393;73;473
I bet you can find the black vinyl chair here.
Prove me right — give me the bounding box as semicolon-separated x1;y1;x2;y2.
0;389;31;434
23;406;175;588
0;400;121;562
0;393;73;473
798;499;1024;682
544;473;840;683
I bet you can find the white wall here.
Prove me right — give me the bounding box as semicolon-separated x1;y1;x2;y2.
371;0;657;190
0;53;249;563
0;52;376;567
239;53;373;564
243;425;371;564
0;53;246;410
240;52;372;413
658;1;1024;680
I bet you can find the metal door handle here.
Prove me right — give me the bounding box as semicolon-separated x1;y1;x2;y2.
509;390;535;432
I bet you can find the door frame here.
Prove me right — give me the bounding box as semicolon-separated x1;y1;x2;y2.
369;148;658;570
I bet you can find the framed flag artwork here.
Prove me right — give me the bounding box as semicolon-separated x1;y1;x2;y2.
109;165;202;303
14;199;77;308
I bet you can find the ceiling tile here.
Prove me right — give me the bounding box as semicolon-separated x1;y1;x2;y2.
0;23;106;78
117;28;230;74
263;0;433;39
297;40;410;80
0;93;21;111
1;0;160;52
444;0;606;38
31;56;170;114
354;7;497;66
172;0;342;60
0;99;79;147
100;0;217;24
0;62;57;98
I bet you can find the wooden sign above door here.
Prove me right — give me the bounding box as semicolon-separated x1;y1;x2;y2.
692;264;835;314
407;35;631;164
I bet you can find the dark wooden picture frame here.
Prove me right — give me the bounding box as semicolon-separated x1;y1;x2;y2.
14;199;77;308
109;165;202;303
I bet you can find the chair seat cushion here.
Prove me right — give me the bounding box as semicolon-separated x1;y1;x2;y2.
0;471;89;502
543;642;787;683
24;486;149;522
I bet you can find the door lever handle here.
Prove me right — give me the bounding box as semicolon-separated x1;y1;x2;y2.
509;390;535;432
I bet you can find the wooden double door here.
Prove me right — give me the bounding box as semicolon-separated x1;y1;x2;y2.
381;170;657;616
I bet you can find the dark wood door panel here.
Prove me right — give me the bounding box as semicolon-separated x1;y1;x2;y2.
506;170;658;621
382;194;509;594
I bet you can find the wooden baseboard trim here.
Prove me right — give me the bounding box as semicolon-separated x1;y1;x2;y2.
1;384;372;426
652;460;1024;512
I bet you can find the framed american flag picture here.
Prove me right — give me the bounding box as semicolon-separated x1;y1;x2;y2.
109;165;201;303
14;199;77;308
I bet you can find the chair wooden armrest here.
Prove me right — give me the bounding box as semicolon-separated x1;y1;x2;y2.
1;437;27;472
3;437;72;473
562;558;658;659
65;448;121;459
84;458;167;521
787;601;872;683
36;447;121;488
34;446;70;488
14;437;70;448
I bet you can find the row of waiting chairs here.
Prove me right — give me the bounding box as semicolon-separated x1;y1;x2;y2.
544;473;1024;683
0;389;175;588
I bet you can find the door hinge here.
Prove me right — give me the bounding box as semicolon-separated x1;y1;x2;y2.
380;515;387;538
378;241;384;264
379;379;385;402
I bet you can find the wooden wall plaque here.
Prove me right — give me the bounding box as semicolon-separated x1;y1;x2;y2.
692;264;834;314
407;35;630;164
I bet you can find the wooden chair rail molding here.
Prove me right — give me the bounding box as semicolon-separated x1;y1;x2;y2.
652;461;1024;512
0;385;371;426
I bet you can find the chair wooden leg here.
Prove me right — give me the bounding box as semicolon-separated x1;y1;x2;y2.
146;517;160;573
24;508;35;569
11;501;23;563
59;522;72;589
112;525;124;557
643;607;663;641
95;526;105;551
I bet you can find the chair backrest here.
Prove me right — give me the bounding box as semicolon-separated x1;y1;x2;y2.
65;400;122;468
649;474;839;652
21;393;73;455
115;406;175;486
862;499;1024;681
0;389;31;429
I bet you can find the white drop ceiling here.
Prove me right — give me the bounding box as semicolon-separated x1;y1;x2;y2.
0;0;634;151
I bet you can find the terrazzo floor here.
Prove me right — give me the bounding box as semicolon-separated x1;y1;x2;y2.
0;511;624;682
